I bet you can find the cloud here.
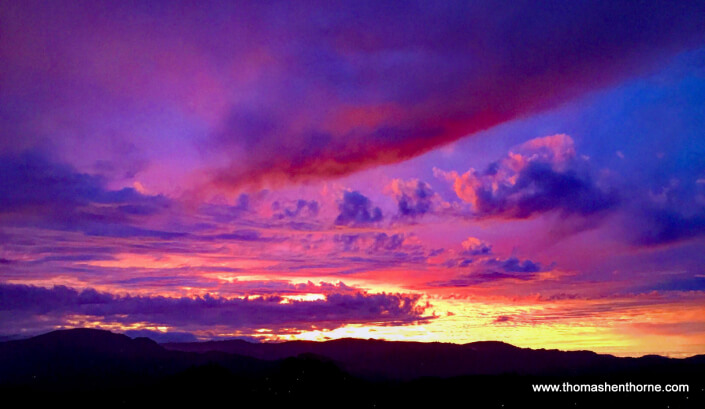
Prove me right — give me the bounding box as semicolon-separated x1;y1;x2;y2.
461;237;492;256
272;199;319;220
210;229;279;242
198;194;251;223
439;237;492;268
196;1;705;188
387;179;436;219
0;284;432;337
334;234;362;252
331;232;425;271
334;191;383;226
629;207;705;246
370;233;405;252
428;272;534;287
0;151;163;212
492;315;513;324
2;2;704;191
0;151;176;237
623;177;705;246
428;255;550;287
485;256;548;273
468;255;552;276
427;271;531;288
218;280;362;297
435;134;619;219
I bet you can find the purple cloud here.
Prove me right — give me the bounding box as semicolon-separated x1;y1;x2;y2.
272;199;319;220
199;1;705;188
0;284;432;336
334;191;383;226
2;2;704;191
428;272;536;288
210;229;280;242
370;233;405;252
334;234;362;252
633;209;705;246
492;315;513;324
436;135;619;220
428;254;551;287
460;237;492;256
0;151;177;238
388;179;436;219
486;257;548;274
623;177;705;246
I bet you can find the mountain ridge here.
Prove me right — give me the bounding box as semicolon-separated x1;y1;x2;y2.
2;328;701;381
163;332;704;380
1;328;703;408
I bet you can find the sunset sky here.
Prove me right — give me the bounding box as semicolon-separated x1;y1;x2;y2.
1;1;704;357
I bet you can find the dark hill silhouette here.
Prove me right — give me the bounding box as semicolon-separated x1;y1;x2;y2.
1;329;703;408
0;328;273;388
163;336;703;380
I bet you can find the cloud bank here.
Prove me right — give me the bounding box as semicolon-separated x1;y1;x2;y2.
0;284;431;336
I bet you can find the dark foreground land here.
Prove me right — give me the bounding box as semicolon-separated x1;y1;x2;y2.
0;329;703;408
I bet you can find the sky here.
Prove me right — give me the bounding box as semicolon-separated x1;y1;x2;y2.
1;0;704;356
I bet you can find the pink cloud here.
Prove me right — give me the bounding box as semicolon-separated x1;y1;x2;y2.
435;134;618;219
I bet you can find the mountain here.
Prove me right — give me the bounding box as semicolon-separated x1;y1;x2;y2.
1;329;703;408
164;337;702;380
0;329;362;407
0;328;272;388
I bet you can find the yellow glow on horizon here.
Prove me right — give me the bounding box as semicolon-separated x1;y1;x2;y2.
15;276;703;357
279;293;326;303
277;296;705;357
